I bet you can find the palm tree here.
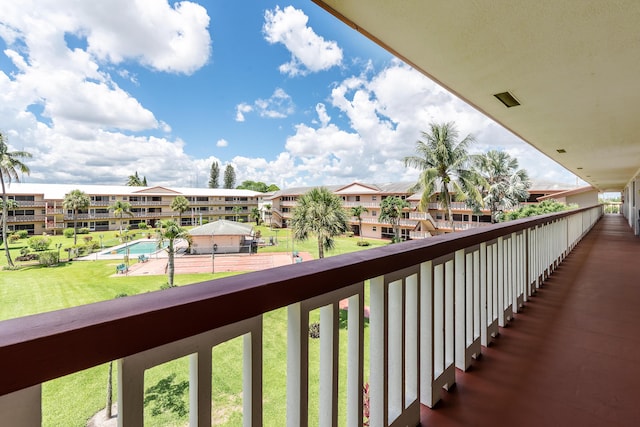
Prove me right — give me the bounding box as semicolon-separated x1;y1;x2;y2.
156;220;190;287
475;150;531;222
250;207;261;225
0;133;31;267
379;196;409;242
62;189;90;246
350;205;368;241
232;205;243;222
170;195;190;224
264;204;272;227
290;187;349;259
126;171;144;186
404;122;484;230
109;200;133;239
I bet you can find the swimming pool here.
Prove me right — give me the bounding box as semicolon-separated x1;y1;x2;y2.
111;240;167;255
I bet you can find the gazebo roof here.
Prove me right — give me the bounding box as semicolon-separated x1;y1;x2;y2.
189;220;254;236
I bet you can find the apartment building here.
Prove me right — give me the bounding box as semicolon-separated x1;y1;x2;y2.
267;182;598;241
2;183;262;235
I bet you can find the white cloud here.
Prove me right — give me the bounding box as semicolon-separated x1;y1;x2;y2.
235;103;253;122
216;139;228;148
236;88;295;121
0;0;212;186
263;6;342;77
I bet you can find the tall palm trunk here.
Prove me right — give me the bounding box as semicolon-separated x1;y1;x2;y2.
167;241;175;287
73;209;78;245
317;235;324;259
106;361;113;418
1;177;14;267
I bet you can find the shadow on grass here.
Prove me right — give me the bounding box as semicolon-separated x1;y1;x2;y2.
144;373;189;417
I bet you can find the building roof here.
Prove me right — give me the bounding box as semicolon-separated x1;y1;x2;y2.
188;220;254;236
536;186;597;201
315;1;637;191
4;183;262;200
267;182;414;199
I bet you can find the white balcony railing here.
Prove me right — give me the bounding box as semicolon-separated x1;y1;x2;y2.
0;205;602;426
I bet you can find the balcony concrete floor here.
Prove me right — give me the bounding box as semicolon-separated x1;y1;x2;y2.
421;214;640;426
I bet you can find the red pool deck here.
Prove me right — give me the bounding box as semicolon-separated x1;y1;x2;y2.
123;251;313;276
421;214;640;426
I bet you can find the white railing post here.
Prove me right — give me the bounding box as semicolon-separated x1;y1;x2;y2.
369;275;387;426
0;385;41;427
346;292;364;427
287;302;307;427
318;303;338;427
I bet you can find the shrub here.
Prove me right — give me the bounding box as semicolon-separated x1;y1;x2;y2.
8;233;21;243
83;235;93;242
357;240;371;246
346;231;355;238
28;236;52;251
38;251;59;267
138;222;148;230
16;253;38;262
16;230;29;239
309;322;321;339
63;228;75;238
78;227;90;234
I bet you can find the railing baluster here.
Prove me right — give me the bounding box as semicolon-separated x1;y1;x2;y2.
0;385;41;426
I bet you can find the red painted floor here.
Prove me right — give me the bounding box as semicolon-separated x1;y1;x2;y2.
421;214;640;427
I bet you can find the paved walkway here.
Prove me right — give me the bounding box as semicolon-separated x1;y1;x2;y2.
421;214;640;426
118;251;313;276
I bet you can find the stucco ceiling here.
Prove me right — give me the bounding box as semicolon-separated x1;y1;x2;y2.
313;0;640;191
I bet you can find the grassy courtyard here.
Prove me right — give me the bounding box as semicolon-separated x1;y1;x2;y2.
0;226;384;426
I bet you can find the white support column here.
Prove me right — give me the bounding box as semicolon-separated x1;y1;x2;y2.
346;292;364;427
369;275;387;427
319;303;338;427
405;273;419;406
0;385;41;427
497;237;505;326
287;302;308;427
244;328;263;427
190;350;212;427
118;357;145;427
388;280;403;422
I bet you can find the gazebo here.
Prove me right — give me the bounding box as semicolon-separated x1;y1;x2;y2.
188;220;254;254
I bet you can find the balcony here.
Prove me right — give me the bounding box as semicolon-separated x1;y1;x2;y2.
6;215;46;223
3;206;627;426
342;201;380;208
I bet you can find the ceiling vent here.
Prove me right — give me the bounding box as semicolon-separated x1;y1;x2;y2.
494;91;520;108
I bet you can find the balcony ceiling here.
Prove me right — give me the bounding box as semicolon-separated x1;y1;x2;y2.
313;0;640;192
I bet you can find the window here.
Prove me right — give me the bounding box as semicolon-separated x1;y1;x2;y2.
372;226;377;231
372;211;377;216
355;196;360;201
372;195;377;201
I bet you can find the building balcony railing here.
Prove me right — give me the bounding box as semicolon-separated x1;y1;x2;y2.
409;230;432;239
128;201;169;206
7;201;46;207
6;215;46;223
357;217;417;228
342;201;380;208
0;205;602;426
434;220;494;231
427;202;490;212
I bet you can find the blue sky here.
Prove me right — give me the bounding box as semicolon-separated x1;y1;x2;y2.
0;0;584;189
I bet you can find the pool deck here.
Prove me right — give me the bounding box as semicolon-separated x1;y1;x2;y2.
111;251;313;276
79;239;173;261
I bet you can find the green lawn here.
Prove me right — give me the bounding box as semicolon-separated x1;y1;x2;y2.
0;227;382;426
